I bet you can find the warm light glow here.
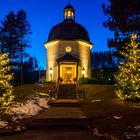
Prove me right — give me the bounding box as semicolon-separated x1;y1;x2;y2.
65;46;72;52
45;39;92;81
49;67;53;74
44;40;59;48
68;11;71;16
78;40;93;49
67;10;73;17
45;40;93;49
60;63;76;83
82;68;85;75
64;9;74;20
0;52;14;108
115;34;140;101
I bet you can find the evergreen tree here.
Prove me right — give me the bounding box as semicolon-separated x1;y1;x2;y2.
0;10;32;84
91;51;114;68
0;12;19;67
115;34;140;101
0;52;14;110
23;56;36;72
16;10;32;84
33;56;38;71
102;0;140;57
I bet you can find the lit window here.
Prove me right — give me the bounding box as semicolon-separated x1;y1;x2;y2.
64;10;74;20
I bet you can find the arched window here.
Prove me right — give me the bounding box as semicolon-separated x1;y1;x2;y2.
64;9;74;20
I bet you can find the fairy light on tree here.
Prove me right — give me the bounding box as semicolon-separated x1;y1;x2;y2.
0;52;14;110
115;34;140;101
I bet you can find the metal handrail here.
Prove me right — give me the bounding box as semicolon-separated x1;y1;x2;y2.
76;81;80;99
55;82;59;99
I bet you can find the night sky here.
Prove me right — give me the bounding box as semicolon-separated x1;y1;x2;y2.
0;0;113;69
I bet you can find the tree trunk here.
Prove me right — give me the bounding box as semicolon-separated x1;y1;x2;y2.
20;36;23;85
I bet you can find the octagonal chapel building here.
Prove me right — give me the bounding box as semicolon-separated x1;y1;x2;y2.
45;4;93;83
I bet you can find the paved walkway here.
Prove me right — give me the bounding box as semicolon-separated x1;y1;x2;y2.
0;126;96;140
0;99;98;140
34;107;86;119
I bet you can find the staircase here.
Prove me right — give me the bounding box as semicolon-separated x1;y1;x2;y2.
57;84;77;99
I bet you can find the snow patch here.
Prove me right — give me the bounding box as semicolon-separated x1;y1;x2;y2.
5;96;49;121
0;120;8;128
0;94;49;130
91;99;101;102
34;97;50;109
8;100;42;118
38;92;49;96
92;128;119;140
113;116;123;119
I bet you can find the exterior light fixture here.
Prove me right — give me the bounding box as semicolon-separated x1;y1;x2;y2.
82;68;85;77
49;67;53;99
49;67;53;75
49;67;53;81
81;67;85;99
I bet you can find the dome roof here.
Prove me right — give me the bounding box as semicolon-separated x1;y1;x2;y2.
47;4;90;42
64;4;75;11
48;20;90;42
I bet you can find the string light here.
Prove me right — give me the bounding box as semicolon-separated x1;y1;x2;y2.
0;52;14;109
115;34;140;101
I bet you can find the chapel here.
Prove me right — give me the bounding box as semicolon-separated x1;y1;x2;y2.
45;4;93;83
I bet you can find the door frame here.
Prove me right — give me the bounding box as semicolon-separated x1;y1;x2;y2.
58;62;78;83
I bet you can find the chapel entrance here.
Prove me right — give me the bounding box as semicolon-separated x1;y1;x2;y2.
60;63;77;83
57;53;79;84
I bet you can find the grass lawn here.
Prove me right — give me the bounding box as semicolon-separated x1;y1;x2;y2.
81;84;140;139
13;84;51;102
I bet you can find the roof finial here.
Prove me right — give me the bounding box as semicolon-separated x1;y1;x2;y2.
68;0;71;5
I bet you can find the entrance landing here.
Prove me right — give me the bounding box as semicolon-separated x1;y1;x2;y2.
57;84;77;99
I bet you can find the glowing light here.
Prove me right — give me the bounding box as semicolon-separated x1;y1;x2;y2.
115;34;140;101
0;52;14;108
77;40;93;49
82;67;85;75
49;67;53;74
44;40;59;48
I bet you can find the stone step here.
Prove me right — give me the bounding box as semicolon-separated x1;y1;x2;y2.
30;107;88;127
48;99;81;107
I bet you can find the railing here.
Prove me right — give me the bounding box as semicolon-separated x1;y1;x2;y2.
76;80;85;100
76;81;80;99
50;80;85;100
55;82;60;99
48;81;59;99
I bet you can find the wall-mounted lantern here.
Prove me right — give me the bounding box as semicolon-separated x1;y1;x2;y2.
49;67;53;81
82;67;85;78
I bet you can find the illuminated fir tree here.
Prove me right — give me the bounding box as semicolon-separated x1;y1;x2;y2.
115;34;140;101
0;52;14;109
